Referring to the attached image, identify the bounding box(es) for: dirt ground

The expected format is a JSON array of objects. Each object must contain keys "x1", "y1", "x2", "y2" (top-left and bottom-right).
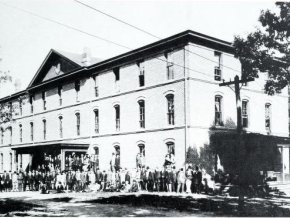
[{"x1": 1, "y1": 191, "x2": 290, "y2": 217}]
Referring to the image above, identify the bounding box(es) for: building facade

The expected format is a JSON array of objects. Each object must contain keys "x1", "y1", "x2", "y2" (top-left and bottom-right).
[{"x1": 0, "y1": 30, "x2": 288, "y2": 174}]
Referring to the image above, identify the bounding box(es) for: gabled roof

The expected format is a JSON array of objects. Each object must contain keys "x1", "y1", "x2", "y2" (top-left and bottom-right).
[{"x1": 28, "y1": 49, "x2": 101, "y2": 88}]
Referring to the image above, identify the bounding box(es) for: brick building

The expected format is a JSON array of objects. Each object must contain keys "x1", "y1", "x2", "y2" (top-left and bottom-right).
[{"x1": 0, "y1": 30, "x2": 288, "y2": 174}]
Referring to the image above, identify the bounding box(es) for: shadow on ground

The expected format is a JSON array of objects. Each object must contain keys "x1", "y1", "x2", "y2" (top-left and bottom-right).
[
  {"x1": 0, "y1": 198, "x2": 41, "y2": 214},
  {"x1": 84, "y1": 194, "x2": 290, "y2": 217}
]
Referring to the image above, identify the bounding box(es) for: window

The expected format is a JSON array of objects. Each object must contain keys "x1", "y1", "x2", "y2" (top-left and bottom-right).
[
  {"x1": 1, "y1": 129, "x2": 3, "y2": 144},
  {"x1": 166, "y1": 52, "x2": 174, "y2": 80},
  {"x1": 30, "y1": 122, "x2": 34, "y2": 141},
  {"x1": 94, "y1": 109, "x2": 99, "y2": 134},
  {"x1": 138, "y1": 61, "x2": 145, "y2": 87},
  {"x1": 265, "y1": 103, "x2": 271, "y2": 133},
  {"x1": 214, "y1": 51, "x2": 222, "y2": 81},
  {"x1": 138, "y1": 144, "x2": 145, "y2": 156},
  {"x1": 58, "y1": 86, "x2": 63, "y2": 106},
  {"x1": 138, "y1": 100, "x2": 145, "y2": 128},
  {"x1": 114, "y1": 105, "x2": 120, "y2": 131},
  {"x1": 166, "y1": 142, "x2": 175, "y2": 155},
  {"x1": 0, "y1": 153, "x2": 3, "y2": 172},
  {"x1": 93, "y1": 146, "x2": 100, "y2": 168},
  {"x1": 42, "y1": 91, "x2": 46, "y2": 110},
  {"x1": 113, "y1": 68, "x2": 120, "y2": 92},
  {"x1": 215, "y1": 95, "x2": 223, "y2": 126},
  {"x1": 93, "y1": 75, "x2": 99, "y2": 97},
  {"x1": 9, "y1": 153, "x2": 12, "y2": 171},
  {"x1": 242, "y1": 100, "x2": 249, "y2": 128},
  {"x1": 9, "y1": 127, "x2": 12, "y2": 144},
  {"x1": 19, "y1": 100, "x2": 22, "y2": 116},
  {"x1": 59, "y1": 116, "x2": 63, "y2": 138},
  {"x1": 75, "y1": 80, "x2": 80, "y2": 102},
  {"x1": 166, "y1": 94, "x2": 175, "y2": 125},
  {"x1": 29, "y1": 94, "x2": 34, "y2": 114},
  {"x1": 43, "y1": 119, "x2": 46, "y2": 140},
  {"x1": 19, "y1": 124, "x2": 22, "y2": 143},
  {"x1": 76, "y1": 113, "x2": 80, "y2": 136}
]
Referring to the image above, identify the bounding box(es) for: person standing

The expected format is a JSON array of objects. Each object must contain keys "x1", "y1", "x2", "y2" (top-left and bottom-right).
[
  {"x1": 172, "y1": 166, "x2": 177, "y2": 192},
  {"x1": 177, "y1": 168, "x2": 186, "y2": 193},
  {"x1": 154, "y1": 167, "x2": 161, "y2": 192},
  {"x1": 185, "y1": 166, "x2": 193, "y2": 194},
  {"x1": 18, "y1": 170, "x2": 24, "y2": 192},
  {"x1": 110, "y1": 153, "x2": 116, "y2": 172},
  {"x1": 12, "y1": 171, "x2": 18, "y2": 192}
]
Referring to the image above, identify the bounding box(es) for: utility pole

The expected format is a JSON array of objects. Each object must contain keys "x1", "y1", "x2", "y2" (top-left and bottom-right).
[
  {"x1": 219, "y1": 75, "x2": 254, "y2": 133},
  {"x1": 219, "y1": 75, "x2": 254, "y2": 214}
]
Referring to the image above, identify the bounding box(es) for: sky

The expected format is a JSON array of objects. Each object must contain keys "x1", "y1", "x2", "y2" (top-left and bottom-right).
[{"x1": 0, "y1": 0, "x2": 277, "y2": 97}]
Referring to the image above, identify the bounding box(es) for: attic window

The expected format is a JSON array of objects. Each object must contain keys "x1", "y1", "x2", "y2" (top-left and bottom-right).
[{"x1": 55, "y1": 63, "x2": 61, "y2": 74}]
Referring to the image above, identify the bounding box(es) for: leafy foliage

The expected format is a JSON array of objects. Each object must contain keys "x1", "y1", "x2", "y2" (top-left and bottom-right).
[{"x1": 233, "y1": 2, "x2": 290, "y2": 95}]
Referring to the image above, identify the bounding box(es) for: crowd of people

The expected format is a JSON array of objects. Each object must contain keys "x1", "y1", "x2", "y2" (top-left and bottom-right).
[{"x1": 0, "y1": 152, "x2": 224, "y2": 195}]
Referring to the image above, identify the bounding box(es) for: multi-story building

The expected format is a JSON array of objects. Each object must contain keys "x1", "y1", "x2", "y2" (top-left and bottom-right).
[{"x1": 0, "y1": 30, "x2": 288, "y2": 174}]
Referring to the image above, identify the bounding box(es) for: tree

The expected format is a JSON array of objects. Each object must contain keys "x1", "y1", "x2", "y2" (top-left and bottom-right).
[{"x1": 233, "y1": 2, "x2": 290, "y2": 95}]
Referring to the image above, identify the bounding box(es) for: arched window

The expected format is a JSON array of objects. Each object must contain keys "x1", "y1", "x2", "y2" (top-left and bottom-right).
[
  {"x1": 136, "y1": 143, "x2": 145, "y2": 169},
  {"x1": 94, "y1": 109, "x2": 99, "y2": 134},
  {"x1": 215, "y1": 95, "x2": 223, "y2": 126},
  {"x1": 265, "y1": 103, "x2": 271, "y2": 133},
  {"x1": 19, "y1": 124, "x2": 22, "y2": 143},
  {"x1": 166, "y1": 141, "x2": 175, "y2": 155},
  {"x1": 114, "y1": 105, "x2": 120, "y2": 131},
  {"x1": 242, "y1": 100, "x2": 249, "y2": 128},
  {"x1": 75, "y1": 113, "x2": 80, "y2": 136},
  {"x1": 166, "y1": 94, "x2": 174, "y2": 125},
  {"x1": 138, "y1": 100, "x2": 145, "y2": 128},
  {"x1": 30, "y1": 122, "x2": 34, "y2": 141},
  {"x1": 43, "y1": 119, "x2": 46, "y2": 140},
  {"x1": 113, "y1": 144, "x2": 121, "y2": 171},
  {"x1": 93, "y1": 146, "x2": 99, "y2": 169},
  {"x1": 59, "y1": 116, "x2": 63, "y2": 138}
]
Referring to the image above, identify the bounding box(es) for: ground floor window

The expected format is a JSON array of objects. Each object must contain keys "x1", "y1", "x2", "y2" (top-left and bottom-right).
[
  {"x1": 164, "y1": 142, "x2": 175, "y2": 168},
  {"x1": 136, "y1": 144, "x2": 145, "y2": 169}
]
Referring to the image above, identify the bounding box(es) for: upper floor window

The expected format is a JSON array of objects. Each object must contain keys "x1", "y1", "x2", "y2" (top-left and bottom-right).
[
  {"x1": 29, "y1": 94, "x2": 34, "y2": 114},
  {"x1": 75, "y1": 80, "x2": 80, "y2": 102},
  {"x1": 242, "y1": 100, "x2": 249, "y2": 128},
  {"x1": 0, "y1": 153, "x2": 3, "y2": 172},
  {"x1": 30, "y1": 122, "x2": 34, "y2": 141},
  {"x1": 113, "y1": 67, "x2": 120, "y2": 92},
  {"x1": 0, "y1": 129, "x2": 3, "y2": 144},
  {"x1": 138, "y1": 100, "x2": 145, "y2": 128},
  {"x1": 215, "y1": 95, "x2": 223, "y2": 126},
  {"x1": 114, "y1": 105, "x2": 120, "y2": 131},
  {"x1": 19, "y1": 100, "x2": 22, "y2": 116},
  {"x1": 43, "y1": 119, "x2": 47, "y2": 140},
  {"x1": 138, "y1": 61, "x2": 145, "y2": 87},
  {"x1": 265, "y1": 103, "x2": 271, "y2": 133},
  {"x1": 93, "y1": 75, "x2": 99, "y2": 97},
  {"x1": 42, "y1": 91, "x2": 46, "y2": 110},
  {"x1": 19, "y1": 124, "x2": 22, "y2": 143},
  {"x1": 58, "y1": 86, "x2": 63, "y2": 106},
  {"x1": 166, "y1": 94, "x2": 175, "y2": 125},
  {"x1": 214, "y1": 51, "x2": 222, "y2": 81},
  {"x1": 165, "y1": 52, "x2": 174, "y2": 80},
  {"x1": 94, "y1": 109, "x2": 99, "y2": 134},
  {"x1": 76, "y1": 113, "x2": 80, "y2": 136},
  {"x1": 59, "y1": 116, "x2": 63, "y2": 138},
  {"x1": 9, "y1": 127, "x2": 12, "y2": 144}
]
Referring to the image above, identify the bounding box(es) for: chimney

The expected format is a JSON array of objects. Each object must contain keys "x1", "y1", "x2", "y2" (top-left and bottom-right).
[{"x1": 81, "y1": 47, "x2": 91, "y2": 66}]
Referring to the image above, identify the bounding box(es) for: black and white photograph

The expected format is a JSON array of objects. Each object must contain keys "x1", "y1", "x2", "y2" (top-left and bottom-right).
[{"x1": 0, "y1": 0, "x2": 290, "y2": 216}]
